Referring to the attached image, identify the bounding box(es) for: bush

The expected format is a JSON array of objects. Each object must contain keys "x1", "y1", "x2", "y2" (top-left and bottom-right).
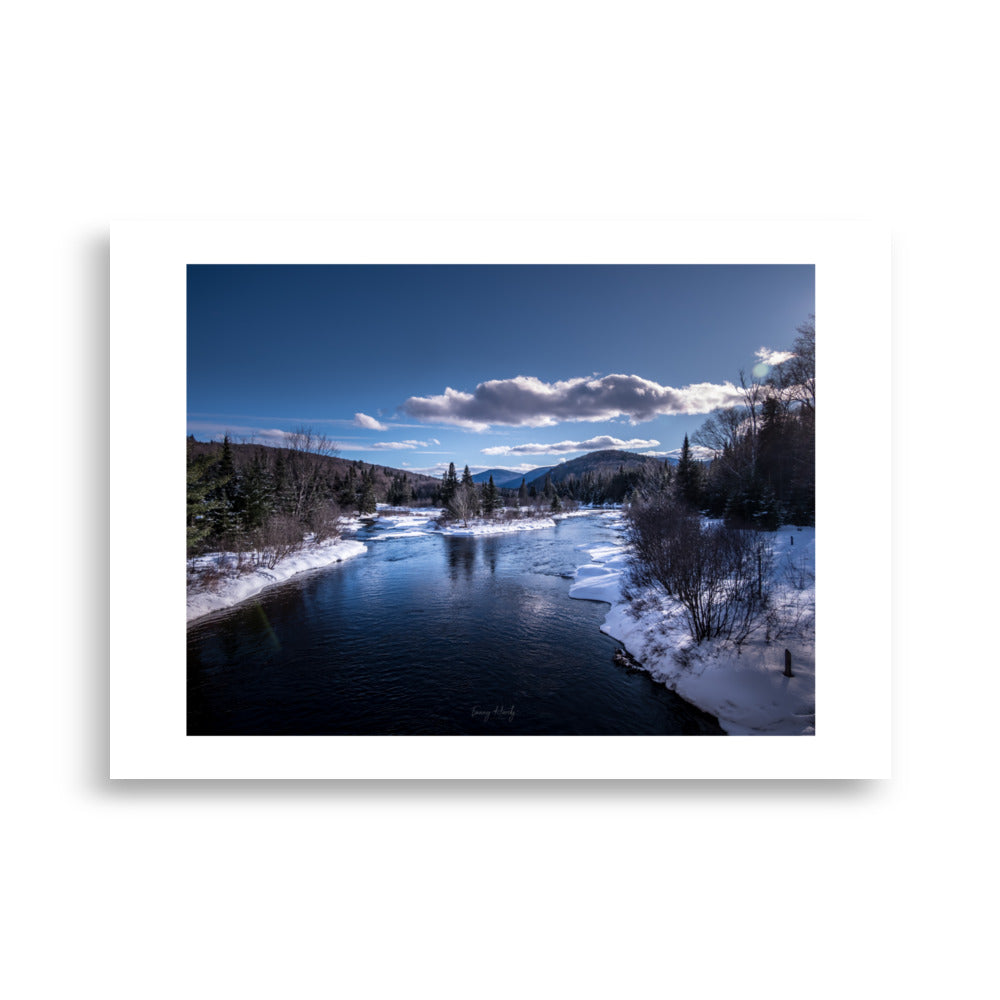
[
  {"x1": 249, "y1": 514, "x2": 303, "y2": 569},
  {"x1": 626, "y1": 493, "x2": 773, "y2": 645},
  {"x1": 306, "y1": 501, "x2": 341, "y2": 543}
]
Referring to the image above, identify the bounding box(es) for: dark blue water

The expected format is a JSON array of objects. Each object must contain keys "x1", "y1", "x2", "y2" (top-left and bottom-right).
[{"x1": 187, "y1": 513, "x2": 724, "y2": 735}]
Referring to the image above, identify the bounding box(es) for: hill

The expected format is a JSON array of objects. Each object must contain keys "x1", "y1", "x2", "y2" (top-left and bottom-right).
[
  {"x1": 530, "y1": 449, "x2": 665, "y2": 487},
  {"x1": 186, "y1": 437, "x2": 440, "y2": 498},
  {"x1": 471, "y1": 466, "x2": 554, "y2": 490},
  {"x1": 470, "y1": 467, "x2": 524, "y2": 487}
]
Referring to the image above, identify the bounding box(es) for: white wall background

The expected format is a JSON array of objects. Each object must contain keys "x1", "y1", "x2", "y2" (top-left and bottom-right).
[{"x1": 5, "y1": 2, "x2": 993, "y2": 997}]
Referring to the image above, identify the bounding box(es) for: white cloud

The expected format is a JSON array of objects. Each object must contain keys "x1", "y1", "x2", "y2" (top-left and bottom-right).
[
  {"x1": 187, "y1": 423, "x2": 328, "y2": 449},
  {"x1": 354, "y1": 412, "x2": 388, "y2": 431},
  {"x1": 404, "y1": 462, "x2": 452, "y2": 478},
  {"x1": 482, "y1": 435, "x2": 660, "y2": 456},
  {"x1": 642, "y1": 444, "x2": 717, "y2": 462},
  {"x1": 755, "y1": 347, "x2": 796, "y2": 367},
  {"x1": 350, "y1": 439, "x2": 434, "y2": 450},
  {"x1": 402, "y1": 374, "x2": 743, "y2": 429}
]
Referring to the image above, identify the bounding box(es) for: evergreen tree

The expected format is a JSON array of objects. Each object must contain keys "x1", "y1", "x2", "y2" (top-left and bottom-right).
[
  {"x1": 675, "y1": 434, "x2": 701, "y2": 508},
  {"x1": 187, "y1": 448, "x2": 224, "y2": 553},
  {"x1": 238, "y1": 450, "x2": 275, "y2": 532},
  {"x1": 518, "y1": 477, "x2": 528, "y2": 505},
  {"x1": 440, "y1": 462, "x2": 458, "y2": 505},
  {"x1": 209, "y1": 433, "x2": 238, "y2": 536},
  {"x1": 482, "y1": 475, "x2": 501, "y2": 516},
  {"x1": 357, "y1": 468, "x2": 377, "y2": 514}
]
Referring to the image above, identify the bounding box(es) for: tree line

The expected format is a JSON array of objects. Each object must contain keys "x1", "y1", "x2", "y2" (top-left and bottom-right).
[
  {"x1": 436, "y1": 463, "x2": 572, "y2": 524},
  {"x1": 691, "y1": 316, "x2": 815, "y2": 528},
  {"x1": 186, "y1": 430, "x2": 438, "y2": 560},
  {"x1": 624, "y1": 317, "x2": 815, "y2": 646}
]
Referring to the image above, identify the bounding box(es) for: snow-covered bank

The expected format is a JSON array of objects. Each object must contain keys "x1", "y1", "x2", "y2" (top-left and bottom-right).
[
  {"x1": 435, "y1": 505, "x2": 611, "y2": 536},
  {"x1": 357, "y1": 508, "x2": 442, "y2": 539},
  {"x1": 569, "y1": 519, "x2": 816, "y2": 735},
  {"x1": 358, "y1": 505, "x2": 561, "y2": 538},
  {"x1": 186, "y1": 504, "x2": 573, "y2": 621},
  {"x1": 437, "y1": 516, "x2": 556, "y2": 536},
  {"x1": 187, "y1": 537, "x2": 367, "y2": 622}
]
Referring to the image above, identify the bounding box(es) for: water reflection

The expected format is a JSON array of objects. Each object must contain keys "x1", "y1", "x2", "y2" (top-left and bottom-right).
[
  {"x1": 446, "y1": 537, "x2": 476, "y2": 580},
  {"x1": 188, "y1": 516, "x2": 725, "y2": 736}
]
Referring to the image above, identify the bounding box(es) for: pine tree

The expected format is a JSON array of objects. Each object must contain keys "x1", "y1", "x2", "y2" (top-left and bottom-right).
[
  {"x1": 440, "y1": 462, "x2": 458, "y2": 505},
  {"x1": 204, "y1": 434, "x2": 237, "y2": 538},
  {"x1": 187, "y1": 449, "x2": 223, "y2": 553},
  {"x1": 238, "y1": 450, "x2": 275, "y2": 532},
  {"x1": 357, "y1": 468, "x2": 377, "y2": 514},
  {"x1": 518, "y1": 477, "x2": 528, "y2": 505},
  {"x1": 675, "y1": 434, "x2": 701, "y2": 508},
  {"x1": 482, "y1": 475, "x2": 501, "y2": 516}
]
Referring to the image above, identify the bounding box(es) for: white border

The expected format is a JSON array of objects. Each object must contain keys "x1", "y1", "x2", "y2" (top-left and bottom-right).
[{"x1": 111, "y1": 221, "x2": 890, "y2": 779}]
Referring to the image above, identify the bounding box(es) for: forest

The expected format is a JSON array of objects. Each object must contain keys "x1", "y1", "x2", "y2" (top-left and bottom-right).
[
  {"x1": 622, "y1": 316, "x2": 815, "y2": 645},
  {"x1": 187, "y1": 315, "x2": 814, "y2": 615},
  {"x1": 186, "y1": 430, "x2": 439, "y2": 560}
]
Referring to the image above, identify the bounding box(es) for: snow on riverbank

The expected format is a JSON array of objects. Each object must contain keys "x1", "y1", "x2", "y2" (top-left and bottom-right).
[
  {"x1": 569, "y1": 518, "x2": 816, "y2": 735},
  {"x1": 363, "y1": 503, "x2": 602, "y2": 537},
  {"x1": 355, "y1": 506, "x2": 561, "y2": 538},
  {"x1": 434, "y1": 505, "x2": 614, "y2": 535},
  {"x1": 186, "y1": 504, "x2": 576, "y2": 621},
  {"x1": 358, "y1": 508, "x2": 442, "y2": 539},
  {"x1": 437, "y1": 516, "x2": 557, "y2": 536},
  {"x1": 187, "y1": 537, "x2": 367, "y2": 622}
]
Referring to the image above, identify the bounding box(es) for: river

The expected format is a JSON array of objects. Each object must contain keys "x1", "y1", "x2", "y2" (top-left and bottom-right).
[{"x1": 187, "y1": 511, "x2": 724, "y2": 735}]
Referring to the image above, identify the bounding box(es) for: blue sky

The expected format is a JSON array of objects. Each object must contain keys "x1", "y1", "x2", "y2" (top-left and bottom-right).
[{"x1": 187, "y1": 264, "x2": 814, "y2": 477}]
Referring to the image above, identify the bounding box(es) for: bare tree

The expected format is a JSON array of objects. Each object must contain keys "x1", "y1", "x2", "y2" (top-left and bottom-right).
[
  {"x1": 284, "y1": 425, "x2": 339, "y2": 458},
  {"x1": 446, "y1": 483, "x2": 479, "y2": 526},
  {"x1": 626, "y1": 492, "x2": 773, "y2": 645},
  {"x1": 250, "y1": 514, "x2": 303, "y2": 570},
  {"x1": 769, "y1": 316, "x2": 815, "y2": 414},
  {"x1": 691, "y1": 406, "x2": 747, "y2": 457}
]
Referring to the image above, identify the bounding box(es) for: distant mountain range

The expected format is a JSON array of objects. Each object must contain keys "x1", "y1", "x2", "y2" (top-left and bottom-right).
[
  {"x1": 189, "y1": 438, "x2": 690, "y2": 496},
  {"x1": 472, "y1": 450, "x2": 674, "y2": 491},
  {"x1": 470, "y1": 467, "x2": 554, "y2": 490}
]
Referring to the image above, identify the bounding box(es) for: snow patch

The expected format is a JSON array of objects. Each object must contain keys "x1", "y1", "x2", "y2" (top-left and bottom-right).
[
  {"x1": 187, "y1": 537, "x2": 367, "y2": 622},
  {"x1": 436, "y1": 517, "x2": 557, "y2": 536},
  {"x1": 569, "y1": 524, "x2": 816, "y2": 736}
]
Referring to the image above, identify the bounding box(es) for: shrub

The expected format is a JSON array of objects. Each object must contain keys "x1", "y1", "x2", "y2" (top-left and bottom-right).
[
  {"x1": 626, "y1": 493, "x2": 773, "y2": 645},
  {"x1": 307, "y1": 501, "x2": 341, "y2": 543},
  {"x1": 249, "y1": 514, "x2": 303, "y2": 569}
]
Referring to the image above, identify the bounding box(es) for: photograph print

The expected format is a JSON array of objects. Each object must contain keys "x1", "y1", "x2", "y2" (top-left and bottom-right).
[{"x1": 186, "y1": 263, "x2": 815, "y2": 736}]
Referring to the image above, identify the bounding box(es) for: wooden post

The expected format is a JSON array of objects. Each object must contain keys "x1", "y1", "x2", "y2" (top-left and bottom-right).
[{"x1": 784, "y1": 649, "x2": 793, "y2": 677}]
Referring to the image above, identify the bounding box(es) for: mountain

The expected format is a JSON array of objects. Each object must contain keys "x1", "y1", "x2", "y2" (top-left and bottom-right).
[
  {"x1": 471, "y1": 466, "x2": 555, "y2": 490},
  {"x1": 470, "y1": 468, "x2": 525, "y2": 487},
  {"x1": 186, "y1": 437, "x2": 440, "y2": 495},
  {"x1": 475, "y1": 451, "x2": 669, "y2": 492},
  {"x1": 531, "y1": 450, "x2": 664, "y2": 486}
]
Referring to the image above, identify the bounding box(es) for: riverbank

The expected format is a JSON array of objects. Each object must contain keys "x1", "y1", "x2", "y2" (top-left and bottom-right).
[
  {"x1": 357, "y1": 504, "x2": 607, "y2": 538},
  {"x1": 569, "y1": 516, "x2": 816, "y2": 735},
  {"x1": 187, "y1": 536, "x2": 367, "y2": 622},
  {"x1": 186, "y1": 505, "x2": 600, "y2": 621}
]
